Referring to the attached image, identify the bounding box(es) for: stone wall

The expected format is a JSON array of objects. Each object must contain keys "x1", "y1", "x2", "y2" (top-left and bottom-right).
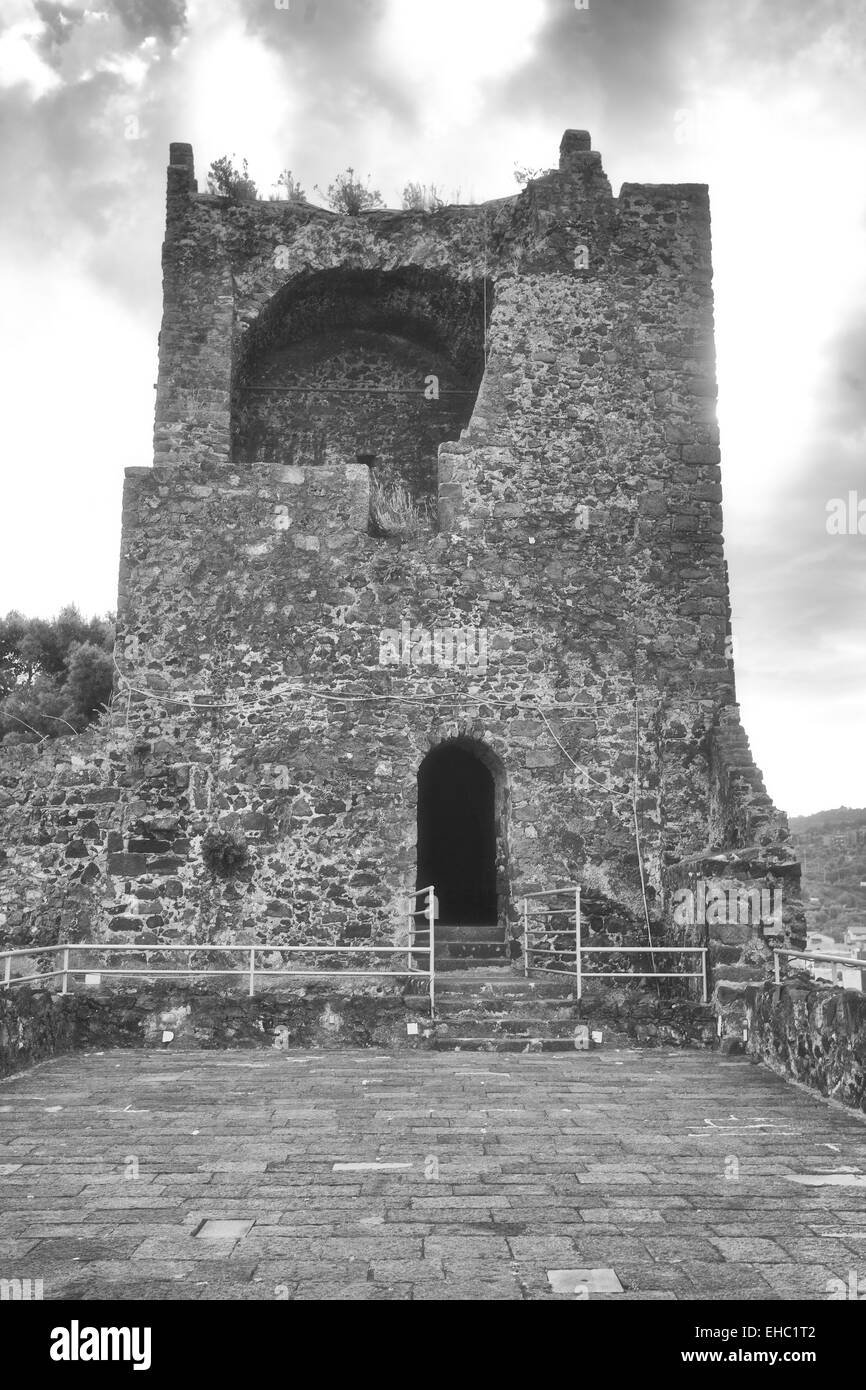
[
  {"x1": 578, "y1": 989, "x2": 716, "y2": 1048},
  {"x1": 716, "y1": 977, "x2": 866, "y2": 1114},
  {"x1": 0, "y1": 987, "x2": 78, "y2": 1077},
  {"x1": 0, "y1": 982, "x2": 427, "y2": 1078},
  {"x1": 0, "y1": 728, "x2": 132, "y2": 949},
  {"x1": 708, "y1": 705, "x2": 790, "y2": 849},
  {"x1": 659, "y1": 703, "x2": 805, "y2": 984}
]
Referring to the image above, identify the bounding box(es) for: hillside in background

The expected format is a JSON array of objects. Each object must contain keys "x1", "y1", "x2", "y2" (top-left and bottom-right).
[{"x1": 789, "y1": 808, "x2": 866, "y2": 941}]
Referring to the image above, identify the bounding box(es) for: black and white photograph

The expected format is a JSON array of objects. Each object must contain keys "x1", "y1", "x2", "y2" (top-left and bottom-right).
[{"x1": 0, "y1": 0, "x2": 864, "y2": 1352}]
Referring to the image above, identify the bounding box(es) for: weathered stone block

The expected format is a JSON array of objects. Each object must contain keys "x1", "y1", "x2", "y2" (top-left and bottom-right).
[{"x1": 107, "y1": 854, "x2": 148, "y2": 876}]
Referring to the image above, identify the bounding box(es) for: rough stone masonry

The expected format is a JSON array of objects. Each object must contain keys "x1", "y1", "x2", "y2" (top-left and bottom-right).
[{"x1": 0, "y1": 131, "x2": 804, "y2": 1001}]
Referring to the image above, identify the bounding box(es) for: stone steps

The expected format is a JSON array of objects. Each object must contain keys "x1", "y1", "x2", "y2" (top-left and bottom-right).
[
  {"x1": 435, "y1": 1016, "x2": 580, "y2": 1038},
  {"x1": 437, "y1": 997, "x2": 572, "y2": 1011},
  {"x1": 432, "y1": 962, "x2": 580, "y2": 1051},
  {"x1": 436, "y1": 969, "x2": 574, "y2": 997},
  {"x1": 436, "y1": 999, "x2": 576, "y2": 1018},
  {"x1": 413, "y1": 923, "x2": 508, "y2": 965},
  {"x1": 436, "y1": 952, "x2": 509, "y2": 970},
  {"x1": 418, "y1": 923, "x2": 506, "y2": 944},
  {"x1": 434, "y1": 1036, "x2": 581, "y2": 1053}
]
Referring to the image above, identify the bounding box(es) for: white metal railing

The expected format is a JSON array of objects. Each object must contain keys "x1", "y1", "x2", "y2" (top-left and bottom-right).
[
  {"x1": 408, "y1": 885, "x2": 436, "y2": 1014},
  {"x1": 0, "y1": 905, "x2": 438, "y2": 1017},
  {"x1": 774, "y1": 947, "x2": 866, "y2": 991},
  {"x1": 520, "y1": 886, "x2": 708, "y2": 1003},
  {"x1": 521, "y1": 887, "x2": 583, "y2": 999}
]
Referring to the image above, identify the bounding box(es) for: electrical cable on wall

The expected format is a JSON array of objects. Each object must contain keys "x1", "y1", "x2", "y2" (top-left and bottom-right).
[
  {"x1": 631, "y1": 694, "x2": 659, "y2": 987},
  {"x1": 111, "y1": 652, "x2": 721, "y2": 718},
  {"x1": 482, "y1": 211, "x2": 489, "y2": 374}
]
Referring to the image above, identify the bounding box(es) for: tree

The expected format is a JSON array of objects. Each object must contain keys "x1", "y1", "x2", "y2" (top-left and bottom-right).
[
  {"x1": 315, "y1": 167, "x2": 384, "y2": 215},
  {"x1": 62, "y1": 643, "x2": 113, "y2": 720},
  {"x1": 0, "y1": 608, "x2": 115, "y2": 743},
  {"x1": 1, "y1": 674, "x2": 76, "y2": 741},
  {"x1": 0, "y1": 611, "x2": 28, "y2": 697},
  {"x1": 207, "y1": 155, "x2": 259, "y2": 202}
]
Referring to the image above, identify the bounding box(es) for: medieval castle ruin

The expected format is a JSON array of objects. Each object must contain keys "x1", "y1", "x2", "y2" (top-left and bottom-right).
[{"x1": 0, "y1": 131, "x2": 805, "y2": 1039}]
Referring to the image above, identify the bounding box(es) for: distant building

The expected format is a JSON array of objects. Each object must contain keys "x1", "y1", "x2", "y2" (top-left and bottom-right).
[
  {"x1": 803, "y1": 932, "x2": 862, "y2": 986},
  {"x1": 836, "y1": 961, "x2": 866, "y2": 990},
  {"x1": 807, "y1": 932, "x2": 835, "y2": 953}
]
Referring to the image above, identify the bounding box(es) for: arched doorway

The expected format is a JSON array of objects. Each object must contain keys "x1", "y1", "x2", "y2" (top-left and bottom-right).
[{"x1": 416, "y1": 743, "x2": 498, "y2": 926}]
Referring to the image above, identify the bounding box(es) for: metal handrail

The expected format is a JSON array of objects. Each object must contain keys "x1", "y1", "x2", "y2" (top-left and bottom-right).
[
  {"x1": 519, "y1": 888, "x2": 580, "y2": 901},
  {"x1": 519, "y1": 886, "x2": 708, "y2": 1002},
  {"x1": 522, "y1": 886, "x2": 581, "y2": 997},
  {"x1": 0, "y1": 944, "x2": 423, "y2": 955},
  {"x1": 555, "y1": 945, "x2": 709, "y2": 953},
  {"x1": 408, "y1": 885, "x2": 436, "y2": 1014},
  {"x1": 774, "y1": 947, "x2": 866, "y2": 988},
  {"x1": 0, "y1": 920, "x2": 439, "y2": 1017}
]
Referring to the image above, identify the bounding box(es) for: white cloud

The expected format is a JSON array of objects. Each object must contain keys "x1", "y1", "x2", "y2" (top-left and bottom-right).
[
  {"x1": 0, "y1": 22, "x2": 62, "y2": 95},
  {"x1": 0, "y1": 263, "x2": 153, "y2": 617},
  {"x1": 184, "y1": 17, "x2": 297, "y2": 188},
  {"x1": 380, "y1": 0, "x2": 547, "y2": 129}
]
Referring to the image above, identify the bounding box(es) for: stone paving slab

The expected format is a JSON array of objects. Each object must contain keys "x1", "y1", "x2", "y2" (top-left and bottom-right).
[{"x1": 1, "y1": 1046, "x2": 866, "y2": 1300}]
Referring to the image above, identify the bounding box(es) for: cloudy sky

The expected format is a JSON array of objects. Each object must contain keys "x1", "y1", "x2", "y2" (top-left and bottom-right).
[{"x1": 0, "y1": 0, "x2": 863, "y2": 815}]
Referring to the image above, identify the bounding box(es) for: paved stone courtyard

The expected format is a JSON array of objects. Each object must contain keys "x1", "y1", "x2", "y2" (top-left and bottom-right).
[{"x1": 2, "y1": 1045, "x2": 866, "y2": 1301}]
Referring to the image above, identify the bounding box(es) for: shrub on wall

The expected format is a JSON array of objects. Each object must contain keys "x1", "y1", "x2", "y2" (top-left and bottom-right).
[
  {"x1": 207, "y1": 155, "x2": 259, "y2": 202},
  {"x1": 201, "y1": 827, "x2": 249, "y2": 878},
  {"x1": 401, "y1": 182, "x2": 445, "y2": 212},
  {"x1": 271, "y1": 169, "x2": 307, "y2": 202},
  {"x1": 369, "y1": 479, "x2": 431, "y2": 538},
  {"x1": 315, "y1": 167, "x2": 384, "y2": 215}
]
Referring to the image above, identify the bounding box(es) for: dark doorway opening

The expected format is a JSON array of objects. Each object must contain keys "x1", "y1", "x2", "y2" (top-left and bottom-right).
[{"x1": 416, "y1": 744, "x2": 497, "y2": 926}]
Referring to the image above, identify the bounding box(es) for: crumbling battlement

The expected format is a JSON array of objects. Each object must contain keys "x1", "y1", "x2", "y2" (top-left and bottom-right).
[{"x1": 154, "y1": 132, "x2": 714, "y2": 474}]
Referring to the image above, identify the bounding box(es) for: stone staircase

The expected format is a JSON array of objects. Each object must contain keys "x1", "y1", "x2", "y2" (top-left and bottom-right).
[
  {"x1": 433, "y1": 966, "x2": 583, "y2": 1051},
  {"x1": 417, "y1": 921, "x2": 511, "y2": 970},
  {"x1": 414, "y1": 921, "x2": 583, "y2": 1051}
]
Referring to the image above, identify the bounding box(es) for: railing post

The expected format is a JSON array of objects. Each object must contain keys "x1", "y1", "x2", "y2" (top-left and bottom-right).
[
  {"x1": 701, "y1": 948, "x2": 708, "y2": 1004},
  {"x1": 249, "y1": 947, "x2": 256, "y2": 997},
  {"x1": 522, "y1": 898, "x2": 528, "y2": 978},
  {"x1": 407, "y1": 896, "x2": 414, "y2": 974},
  {"x1": 61, "y1": 947, "x2": 70, "y2": 996},
  {"x1": 774, "y1": 950, "x2": 781, "y2": 985},
  {"x1": 575, "y1": 890, "x2": 582, "y2": 1001},
  {"x1": 428, "y1": 887, "x2": 436, "y2": 1018},
  {"x1": 2, "y1": 953, "x2": 10, "y2": 990}
]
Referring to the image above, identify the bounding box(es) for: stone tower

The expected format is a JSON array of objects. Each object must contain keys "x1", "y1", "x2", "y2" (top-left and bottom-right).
[{"x1": 0, "y1": 133, "x2": 804, "y2": 996}]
